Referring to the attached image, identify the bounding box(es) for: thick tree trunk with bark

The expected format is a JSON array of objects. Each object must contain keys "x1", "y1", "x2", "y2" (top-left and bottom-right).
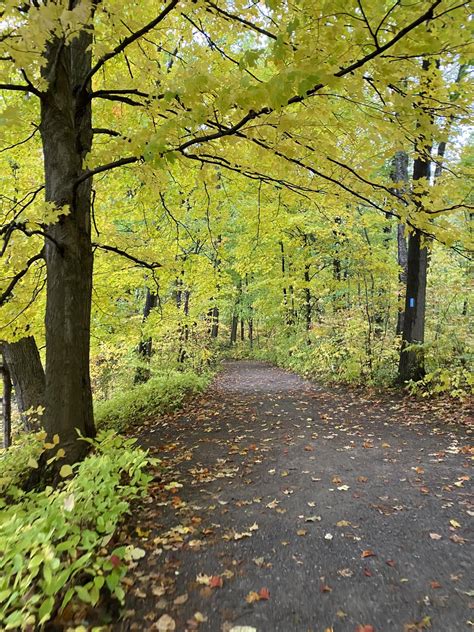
[
  {"x1": 39, "y1": 24, "x2": 95, "y2": 463},
  {"x1": 398, "y1": 229, "x2": 428, "y2": 381},
  {"x1": 398, "y1": 148, "x2": 430, "y2": 382},
  {"x1": 396, "y1": 224, "x2": 408, "y2": 335},
  {"x1": 0, "y1": 337, "x2": 45, "y2": 429},
  {"x1": 389, "y1": 151, "x2": 409, "y2": 335},
  {"x1": 1, "y1": 357, "x2": 12, "y2": 449}
]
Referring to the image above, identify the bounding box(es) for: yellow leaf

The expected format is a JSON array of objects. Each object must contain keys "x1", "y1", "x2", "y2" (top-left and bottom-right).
[
  {"x1": 59, "y1": 464, "x2": 73, "y2": 478},
  {"x1": 27, "y1": 457, "x2": 38, "y2": 469}
]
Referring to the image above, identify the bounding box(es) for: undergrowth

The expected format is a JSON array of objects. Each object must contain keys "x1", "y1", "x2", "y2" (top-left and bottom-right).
[
  {"x1": 0, "y1": 432, "x2": 153, "y2": 630},
  {"x1": 95, "y1": 369, "x2": 212, "y2": 431}
]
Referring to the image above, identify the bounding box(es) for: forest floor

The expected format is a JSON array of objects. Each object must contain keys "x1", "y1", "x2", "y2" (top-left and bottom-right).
[{"x1": 114, "y1": 361, "x2": 473, "y2": 632}]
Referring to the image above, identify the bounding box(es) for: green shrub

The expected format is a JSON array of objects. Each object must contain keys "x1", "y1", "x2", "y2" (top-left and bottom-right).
[
  {"x1": 95, "y1": 370, "x2": 211, "y2": 431},
  {"x1": 0, "y1": 431, "x2": 153, "y2": 630},
  {"x1": 0, "y1": 433, "x2": 45, "y2": 498}
]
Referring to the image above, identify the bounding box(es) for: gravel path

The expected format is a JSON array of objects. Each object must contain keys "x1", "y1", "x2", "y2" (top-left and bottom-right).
[{"x1": 117, "y1": 361, "x2": 473, "y2": 632}]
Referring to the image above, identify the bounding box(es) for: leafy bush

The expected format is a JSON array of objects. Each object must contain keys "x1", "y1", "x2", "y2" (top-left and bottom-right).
[
  {"x1": 253, "y1": 311, "x2": 399, "y2": 387},
  {"x1": 95, "y1": 370, "x2": 211, "y2": 431},
  {"x1": 0, "y1": 433, "x2": 44, "y2": 497},
  {"x1": 406, "y1": 366, "x2": 473, "y2": 399},
  {"x1": 0, "y1": 431, "x2": 153, "y2": 630}
]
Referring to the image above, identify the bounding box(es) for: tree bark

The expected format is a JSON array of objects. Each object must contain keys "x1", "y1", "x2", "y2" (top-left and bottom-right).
[
  {"x1": 230, "y1": 314, "x2": 238, "y2": 344},
  {"x1": 210, "y1": 306, "x2": 219, "y2": 338},
  {"x1": 398, "y1": 229, "x2": 428, "y2": 381},
  {"x1": 0, "y1": 337, "x2": 45, "y2": 430},
  {"x1": 396, "y1": 224, "x2": 408, "y2": 335},
  {"x1": 40, "y1": 18, "x2": 96, "y2": 463},
  {"x1": 389, "y1": 151, "x2": 409, "y2": 335},
  {"x1": 398, "y1": 59, "x2": 432, "y2": 383},
  {"x1": 135, "y1": 289, "x2": 157, "y2": 383},
  {"x1": 1, "y1": 357, "x2": 12, "y2": 449}
]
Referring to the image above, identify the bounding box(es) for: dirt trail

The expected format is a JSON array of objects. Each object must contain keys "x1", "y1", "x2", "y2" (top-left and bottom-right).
[{"x1": 117, "y1": 361, "x2": 472, "y2": 632}]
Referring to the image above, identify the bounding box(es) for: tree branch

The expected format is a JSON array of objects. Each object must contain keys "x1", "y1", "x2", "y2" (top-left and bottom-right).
[
  {"x1": 80, "y1": 0, "x2": 180, "y2": 89},
  {"x1": 93, "y1": 243, "x2": 162, "y2": 269},
  {"x1": 174, "y1": 0, "x2": 444, "y2": 155},
  {"x1": 0, "y1": 251, "x2": 44, "y2": 306},
  {"x1": 74, "y1": 156, "x2": 141, "y2": 188},
  {"x1": 0, "y1": 125, "x2": 39, "y2": 154}
]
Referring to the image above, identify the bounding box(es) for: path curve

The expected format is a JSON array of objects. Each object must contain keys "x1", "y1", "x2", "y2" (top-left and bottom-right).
[{"x1": 119, "y1": 361, "x2": 472, "y2": 632}]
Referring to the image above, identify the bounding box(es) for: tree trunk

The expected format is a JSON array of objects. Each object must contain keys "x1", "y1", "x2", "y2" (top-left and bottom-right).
[
  {"x1": 40, "y1": 21, "x2": 95, "y2": 463},
  {"x1": 389, "y1": 151, "x2": 409, "y2": 336},
  {"x1": 1, "y1": 357, "x2": 12, "y2": 449},
  {"x1": 398, "y1": 229, "x2": 428, "y2": 381},
  {"x1": 240, "y1": 319, "x2": 245, "y2": 341},
  {"x1": 396, "y1": 224, "x2": 408, "y2": 335},
  {"x1": 0, "y1": 337, "x2": 45, "y2": 430},
  {"x1": 398, "y1": 59, "x2": 432, "y2": 383},
  {"x1": 178, "y1": 290, "x2": 190, "y2": 364},
  {"x1": 304, "y1": 263, "x2": 312, "y2": 331},
  {"x1": 230, "y1": 314, "x2": 238, "y2": 344},
  {"x1": 135, "y1": 289, "x2": 157, "y2": 383},
  {"x1": 210, "y1": 306, "x2": 219, "y2": 338}
]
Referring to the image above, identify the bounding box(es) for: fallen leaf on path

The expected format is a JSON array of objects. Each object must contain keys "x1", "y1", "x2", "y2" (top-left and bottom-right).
[
  {"x1": 258, "y1": 587, "x2": 270, "y2": 600},
  {"x1": 430, "y1": 581, "x2": 441, "y2": 589},
  {"x1": 336, "y1": 520, "x2": 351, "y2": 527},
  {"x1": 229, "y1": 627, "x2": 257, "y2": 632},
  {"x1": 245, "y1": 591, "x2": 260, "y2": 603},
  {"x1": 356, "y1": 626, "x2": 375, "y2": 632},
  {"x1": 324, "y1": 533, "x2": 333, "y2": 540},
  {"x1": 266, "y1": 499, "x2": 279, "y2": 509},
  {"x1": 429, "y1": 533, "x2": 442, "y2": 540},
  {"x1": 193, "y1": 612, "x2": 207, "y2": 623},
  {"x1": 209, "y1": 576, "x2": 223, "y2": 588},
  {"x1": 297, "y1": 529, "x2": 307, "y2": 536},
  {"x1": 156, "y1": 614, "x2": 176, "y2": 632},
  {"x1": 403, "y1": 616, "x2": 431, "y2": 631},
  {"x1": 450, "y1": 534, "x2": 466, "y2": 544},
  {"x1": 363, "y1": 567, "x2": 373, "y2": 577},
  {"x1": 361, "y1": 550, "x2": 376, "y2": 558},
  {"x1": 173, "y1": 593, "x2": 188, "y2": 605},
  {"x1": 449, "y1": 519, "x2": 461, "y2": 529},
  {"x1": 320, "y1": 584, "x2": 332, "y2": 593}
]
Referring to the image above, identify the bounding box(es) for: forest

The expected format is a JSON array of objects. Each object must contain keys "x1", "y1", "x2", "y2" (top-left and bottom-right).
[{"x1": 0, "y1": 1, "x2": 472, "y2": 630}]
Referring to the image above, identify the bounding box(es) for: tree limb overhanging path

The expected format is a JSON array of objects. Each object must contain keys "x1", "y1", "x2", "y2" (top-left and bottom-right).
[{"x1": 118, "y1": 362, "x2": 472, "y2": 632}]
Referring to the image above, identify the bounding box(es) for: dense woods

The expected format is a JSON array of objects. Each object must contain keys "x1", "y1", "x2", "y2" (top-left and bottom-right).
[{"x1": 0, "y1": 0, "x2": 472, "y2": 629}]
